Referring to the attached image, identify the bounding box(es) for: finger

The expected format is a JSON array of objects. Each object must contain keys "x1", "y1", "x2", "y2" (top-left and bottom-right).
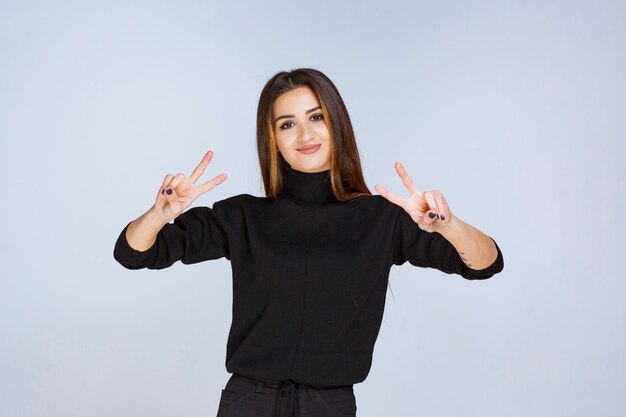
[
  {"x1": 434, "y1": 191, "x2": 447, "y2": 221},
  {"x1": 158, "y1": 174, "x2": 174, "y2": 196},
  {"x1": 169, "y1": 173, "x2": 186, "y2": 190},
  {"x1": 423, "y1": 191, "x2": 440, "y2": 224},
  {"x1": 429, "y1": 190, "x2": 445, "y2": 220},
  {"x1": 189, "y1": 150, "x2": 213, "y2": 183},
  {"x1": 441, "y1": 196, "x2": 452, "y2": 217},
  {"x1": 163, "y1": 184, "x2": 179, "y2": 203},
  {"x1": 374, "y1": 183, "x2": 407, "y2": 208},
  {"x1": 394, "y1": 162, "x2": 420, "y2": 196},
  {"x1": 196, "y1": 173, "x2": 228, "y2": 196},
  {"x1": 441, "y1": 196, "x2": 451, "y2": 222}
]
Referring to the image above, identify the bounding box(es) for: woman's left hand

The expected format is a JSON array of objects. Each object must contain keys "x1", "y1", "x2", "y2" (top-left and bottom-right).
[{"x1": 375, "y1": 162, "x2": 452, "y2": 233}]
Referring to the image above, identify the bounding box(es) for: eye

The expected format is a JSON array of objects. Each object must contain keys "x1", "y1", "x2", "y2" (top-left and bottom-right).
[
  {"x1": 279, "y1": 121, "x2": 294, "y2": 130},
  {"x1": 310, "y1": 113, "x2": 324, "y2": 121}
]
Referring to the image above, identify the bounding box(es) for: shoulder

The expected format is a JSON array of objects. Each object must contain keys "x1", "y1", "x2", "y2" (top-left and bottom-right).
[
  {"x1": 345, "y1": 193, "x2": 400, "y2": 213},
  {"x1": 338, "y1": 194, "x2": 404, "y2": 227},
  {"x1": 180, "y1": 194, "x2": 269, "y2": 229},
  {"x1": 180, "y1": 194, "x2": 269, "y2": 218},
  {"x1": 214, "y1": 193, "x2": 270, "y2": 207},
  {"x1": 210, "y1": 193, "x2": 274, "y2": 217}
]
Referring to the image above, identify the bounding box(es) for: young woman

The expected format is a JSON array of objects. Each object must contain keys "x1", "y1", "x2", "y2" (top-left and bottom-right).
[{"x1": 114, "y1": 68, "x2": 504, "y2": 417}]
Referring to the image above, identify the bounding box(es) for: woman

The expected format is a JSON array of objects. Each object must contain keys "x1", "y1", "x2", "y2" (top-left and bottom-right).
[{"x1": 114, "y1": 68, "x2": 504, "y2": 417}]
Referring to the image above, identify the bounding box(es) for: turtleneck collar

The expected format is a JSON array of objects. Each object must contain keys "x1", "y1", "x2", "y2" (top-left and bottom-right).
[{"x1": 281, "y1": 164, "x2": 336, "y2": 204}]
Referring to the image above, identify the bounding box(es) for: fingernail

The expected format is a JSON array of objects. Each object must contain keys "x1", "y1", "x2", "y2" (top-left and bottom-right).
[
  {"x1": 166, "y1": 188, "x2": 172, "y2": 195},
  {"x1": 161, "y1": 189, "x2": 165, "y2": 195},
  {"x1": 441, "y1": 214, "x2": 445, "y2": 220},
  {"x1": 428, "y1": 212, "x2": 436, "y2": 219}
]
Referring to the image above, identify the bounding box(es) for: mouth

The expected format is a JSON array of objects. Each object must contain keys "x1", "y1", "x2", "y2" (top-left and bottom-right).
[{"x1": 297, "y1": 144, "x2": 321, "y2": 154}]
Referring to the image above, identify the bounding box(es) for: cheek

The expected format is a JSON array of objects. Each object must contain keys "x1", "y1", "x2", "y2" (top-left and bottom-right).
[
  {"x1": 314, "y1": 124, "x2": 331, "y2": 140},
  {"x1": 275, "y1": 132, "x2": 293, "y2": 153}
]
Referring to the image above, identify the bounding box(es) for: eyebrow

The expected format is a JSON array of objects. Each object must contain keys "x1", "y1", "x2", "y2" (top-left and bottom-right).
[{"x1": 274, "y1": 106, "x2": 321, "y2": 124}]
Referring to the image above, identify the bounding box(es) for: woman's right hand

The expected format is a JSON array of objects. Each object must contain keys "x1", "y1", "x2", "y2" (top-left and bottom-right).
[{"x1": 154, "y1": 150, "x2": 227, "y2": 222}]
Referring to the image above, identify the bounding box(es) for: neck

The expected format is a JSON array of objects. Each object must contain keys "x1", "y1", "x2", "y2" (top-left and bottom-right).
[{"x1": 281, "y1": 164, "x2": 335, "y2": 204}]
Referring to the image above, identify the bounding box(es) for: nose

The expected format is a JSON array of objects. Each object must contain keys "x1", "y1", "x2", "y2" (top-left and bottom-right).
[{"x1": 297, "y1": 122, "x2": 315, "y2": 144}]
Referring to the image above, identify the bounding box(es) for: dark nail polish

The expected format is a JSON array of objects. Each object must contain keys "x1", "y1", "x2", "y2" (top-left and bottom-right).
[
  {"x1": 166, "y1": 188, "x2": 172, "y2": 195},
  {"x1": 161, "y1": 189, "x2": 165, "y2": 195},
  {"x1": 428, "y1": 212, "x2": 436, "y2": 219},
  {"x1": 441, "y1": 214, "x2": 445, "y2": 220}
]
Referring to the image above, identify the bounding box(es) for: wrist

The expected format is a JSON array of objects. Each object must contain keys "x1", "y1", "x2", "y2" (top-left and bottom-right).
[
  {"x1": 437, "y1": 211, "x2": 459, "y2": 237},
  {"x1": 148, "y1": 204, "x2": 172, "y2": 227}
]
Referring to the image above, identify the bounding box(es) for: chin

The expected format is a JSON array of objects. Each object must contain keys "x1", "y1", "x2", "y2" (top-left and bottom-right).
[
  {"x1": 290, "y1": 159, "x2": 330, "y2": 173},
  {"x1": 287, "y1": 155, "x2": 330, "y2": 172}
]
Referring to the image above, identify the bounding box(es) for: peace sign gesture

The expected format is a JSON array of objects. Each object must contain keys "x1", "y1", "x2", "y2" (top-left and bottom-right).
[
  {"x1": 374, "y1": 162, "x2": 452, "y2": 233},
  {"x1": 155, "y1": 150, "x2": 227, "y2": 221}
]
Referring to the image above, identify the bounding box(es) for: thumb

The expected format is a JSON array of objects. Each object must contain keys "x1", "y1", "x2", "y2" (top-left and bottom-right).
[
  {"x1": 163, "y1": 187, "x2": 183, "y2": 217},
  {"x1": 422, "y1": 210, "x2": 440, "y2": 227}
]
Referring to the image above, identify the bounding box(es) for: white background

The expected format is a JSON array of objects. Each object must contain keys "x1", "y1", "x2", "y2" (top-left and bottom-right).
[{"x1": 1, "y1": 1, "x2": 624, "y2": 416}]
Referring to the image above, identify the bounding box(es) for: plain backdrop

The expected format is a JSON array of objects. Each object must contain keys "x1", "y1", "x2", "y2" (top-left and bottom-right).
[{"x1": 1, "y1": 1, "x2": 625, "y2": 416}]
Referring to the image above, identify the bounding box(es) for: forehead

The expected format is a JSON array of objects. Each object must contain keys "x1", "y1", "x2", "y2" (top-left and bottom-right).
[{"x1": 273, "y1": 86, "x2": 320, "y2": 114}]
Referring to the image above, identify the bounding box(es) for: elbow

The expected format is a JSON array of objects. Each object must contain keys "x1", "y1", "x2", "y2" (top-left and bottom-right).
[
  {"x1": 444, "y1": 235, "x2": 505, "y2": 280},
  {"x1": 113, "y1": 228, "x2": 151, "y2": 270},
  {"x1": 462, "y1": 248, "x2": 504, "y2": 280},
  {"x1": 113, "y1": 246, "x2": 143, "y2": 270},
  {"x1": 464, "y1": 268, "x2": 502, "y2": 280}
]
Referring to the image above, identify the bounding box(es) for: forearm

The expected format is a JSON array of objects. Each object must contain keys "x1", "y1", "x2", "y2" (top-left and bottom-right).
[
  {"x1": 437, "y1": 213, "x2": 498, "y2": 270},
  {"x1": 125, "y1": 205, "x2": 171, "y2": 252}
]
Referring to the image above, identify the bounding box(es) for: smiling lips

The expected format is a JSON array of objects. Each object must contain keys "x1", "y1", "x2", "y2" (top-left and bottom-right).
[{"x1": 297, "y1": 144, "x2": 321, "y2": 154}]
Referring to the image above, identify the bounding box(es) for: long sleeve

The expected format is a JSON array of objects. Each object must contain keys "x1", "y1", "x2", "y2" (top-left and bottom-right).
[
  {"x1": 391, "y1": 207, "x2": 504, "y2": 280},
  {"x1": 113, "y1": 202, "x2": 230, "y2": 270}
]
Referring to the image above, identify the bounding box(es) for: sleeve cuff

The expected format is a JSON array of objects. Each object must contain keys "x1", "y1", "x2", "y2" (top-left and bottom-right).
[
  {"x1": 113, "y1": 221, "x2": 159, "y2": 269},
  {"x1": 461, "y1": 237, "x2": 504, "y2": 279}
]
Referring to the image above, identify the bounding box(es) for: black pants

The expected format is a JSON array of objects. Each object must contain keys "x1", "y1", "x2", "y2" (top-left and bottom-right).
[{"x1": 215, "y1": 373, "x2": 357, "y2": 417}]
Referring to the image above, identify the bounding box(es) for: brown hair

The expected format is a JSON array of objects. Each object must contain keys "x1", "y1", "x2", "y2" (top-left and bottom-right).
[{"x1": 256, "y1": 68, "x2": 371, "y2": 201}]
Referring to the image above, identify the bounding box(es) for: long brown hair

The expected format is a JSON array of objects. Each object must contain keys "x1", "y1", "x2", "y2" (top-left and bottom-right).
[{"x1": 256, "y1": 68, "x2": 371, "y2": 201}]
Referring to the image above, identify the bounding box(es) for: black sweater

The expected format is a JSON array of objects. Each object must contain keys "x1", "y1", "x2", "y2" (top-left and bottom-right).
[{"x1": 113, "y1": 165, "x2": 504, "y2": 386}]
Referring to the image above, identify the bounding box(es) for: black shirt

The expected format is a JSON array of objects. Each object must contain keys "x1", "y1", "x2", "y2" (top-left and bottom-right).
[{"x1": 113, "y1": 165, "x2": 504, "y2": 386}]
